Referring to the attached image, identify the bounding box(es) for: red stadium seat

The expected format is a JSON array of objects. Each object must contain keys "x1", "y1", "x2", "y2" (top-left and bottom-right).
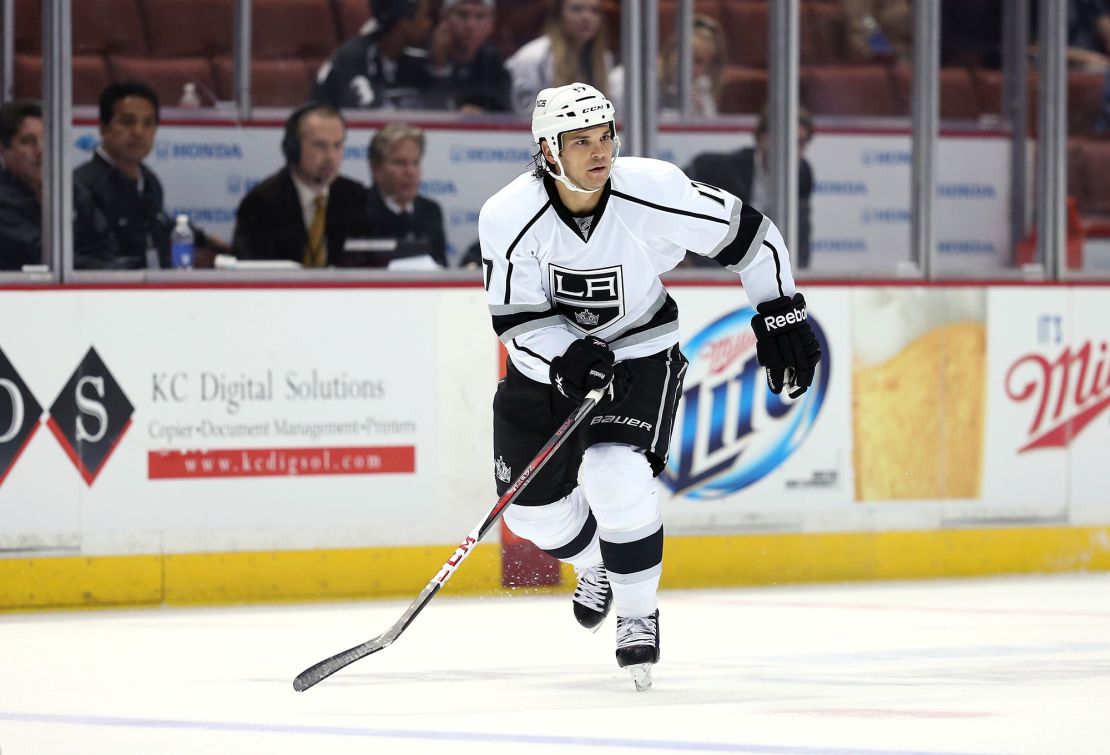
[
  {"x1": 13, "y1": 0, "x2": 42, "y2": 54},
  {"x1": 801, "y1": 1, "x2": 846, "y2": 65},
  {"x1": 252, "y1": 0, "x2": 340, "y2": 59},
  {"x1": 1073, "y1": 138, "x2": 1110, "y2": 216},
  {"x1": 974, "y1": 69, "x2": 1039, "y2": 133},
  {"x1": 801, "y1": 65, "x2": 902, "y2": 117},
  {"x1": 891, "y1": 67, "x2": 980, "y2": 121},
  {"x1": 107, "y1": 56, "x2": 217, "y2": 107},
  {"x1": 717, "y1": 65, "x2": 768, "y2": 115},
  {"x1": 140, "y1": 0, "x2": 233, "y2": 58},
  {"x1": 1068, "y1": 71, "x2": 1106, "y2": 136},
  {"x1": 14, "y1": 54, "x2": 113, "y2": 105},
  {"x1": 333, "y1": 0, "x2": 373, "y2": 39},
  {"x1": 73, "y1": 0, "x2": 148, "y2": 55},
  {"x1": 719, "y1": 1, "x2": 768, "y2": 67},
  {"x1": 212, "y1": 57, "x2": 315, "y2": 107}
]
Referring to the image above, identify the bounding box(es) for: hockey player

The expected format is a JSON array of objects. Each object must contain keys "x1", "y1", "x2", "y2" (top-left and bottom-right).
[{"x1": 478, "y1": 83, "x2": 820, "y2": 690}]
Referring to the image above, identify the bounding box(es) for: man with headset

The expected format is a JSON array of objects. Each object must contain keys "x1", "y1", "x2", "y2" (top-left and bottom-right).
[{"x1": 232, "y1": 103, "x2": 372, "y2": 266}]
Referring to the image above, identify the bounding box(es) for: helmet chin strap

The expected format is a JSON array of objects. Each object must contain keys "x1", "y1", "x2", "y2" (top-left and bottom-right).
[{"x1": 545, "y1": 135, "x2": 622, "y2": 195}]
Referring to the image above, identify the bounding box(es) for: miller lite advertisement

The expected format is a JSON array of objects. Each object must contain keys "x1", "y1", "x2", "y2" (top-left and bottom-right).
[
  {"x1": 660, "y1": 286, "x2": 854, "y2": 531},
  {"x1": 985, "y1": 288, "x2": 1106, "y2": 514}
]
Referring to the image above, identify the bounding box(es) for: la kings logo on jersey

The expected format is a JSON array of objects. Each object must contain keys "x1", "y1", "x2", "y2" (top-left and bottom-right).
[{"x1": 548, "y1": 264, "x2": 625, "y2": 333}]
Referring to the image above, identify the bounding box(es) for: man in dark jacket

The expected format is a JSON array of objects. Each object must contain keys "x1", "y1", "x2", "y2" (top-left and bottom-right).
[
  {"x1": 233, "y1": 104, "x2": 372, "y2": 267},
  {"x1": 310, "y1": 0, "x2": 436, "y2": 110},
  {"x1": 73, "y1": 81, "x2": 220, "y2": 270},
  {"x1": 365, "y1": 123, "x2": 447, "y2": 268},
  {"x1": 426, "y1": 0, "x2": 511, "y2": 112},
  {"x1": 0, "y1": 100, "x2": 43, "y2": 271},
  {"x1": 686, "y1": 106, "x2": 814, "y2": 269}
]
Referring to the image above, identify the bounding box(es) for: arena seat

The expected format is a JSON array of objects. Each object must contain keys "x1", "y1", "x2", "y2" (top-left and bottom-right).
[
  {"x1": 73, "y1": 0, "x2": 148, "y2": 55},
  {"x1": 1067, "y1": 71, "x2": 1106, "y2": 136},
  {"x1": 252, "y1": 0, "x2": 339, "y2": 60},
  {"x1": 13, "y1": 0, "x2": 41, "y2": 54},
  {"x1": 801, "y1": 1, "x2": 846, "y2": 65},
  {"x1": 717, "y1": 65, "x2": 768, "y2": 115},
  {"x1": 14, "y1": 54, "x2": 113, "y2": 105},
  {"x1": 213, "y1": 57, "x2": 315, "y2": 107},
  {"x1": 333, "y1": 0, "x2": 373, "y2": 39},
  {"x1": 107, "y1": 56, "x2": 217, "y2": 107},
  {"x1": 719, "y1": 1, "x2": 768, "y2": 67},
  {"x1": 974, "y1": 69, "x2": 1039, "y2": 133},
  {"x1": 890, "y1": 67, "x2": 980, "y2": 121},
  {"x1": 801, "y1": 65, "x2": 902, "y2": 117},
  {"x1": 140, "y1": 0, "x2": 233, "y2": 58},
  {"x1": 1072, "y1": 138, "x2": 1110, "y2": 216}
]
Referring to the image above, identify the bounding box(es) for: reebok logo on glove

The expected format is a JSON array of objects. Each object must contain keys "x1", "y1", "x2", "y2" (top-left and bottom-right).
[
  {"x1": 750, "y1": 292, "x2": 822, "y2": 399},
  {"x1": 762, "y1": 306, "x2": 807, "y2": 331}
]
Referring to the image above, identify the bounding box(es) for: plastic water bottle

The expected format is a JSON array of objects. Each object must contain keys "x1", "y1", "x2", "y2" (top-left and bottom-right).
[
  {"x1": 171, "y1": 214, "x2": 194, "y2": 269},
  {"x1": 862, "y1": 14, "x2": 893, "y2": 57},
  {"x1": 179, "y1": 82, "x2": 202, "y2": 108}
]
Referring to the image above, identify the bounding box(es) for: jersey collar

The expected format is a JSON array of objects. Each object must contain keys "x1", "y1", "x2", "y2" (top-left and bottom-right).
[{"x1": 543, "y1": 173, "x2": 612, "y2": 242}]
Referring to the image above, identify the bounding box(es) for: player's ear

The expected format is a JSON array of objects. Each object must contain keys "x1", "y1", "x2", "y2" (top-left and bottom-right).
[{"x1": 540, "y1": 139, "x2": 556, "y2": 166}]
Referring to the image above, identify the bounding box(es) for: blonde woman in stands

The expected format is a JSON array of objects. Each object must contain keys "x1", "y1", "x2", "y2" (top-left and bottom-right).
[
  {"x1": 505, "y1": 0, "x2": 613, "y2": 114},
  {"x1": 609, "y1": 14, "x2": 726, "y2": 118}
]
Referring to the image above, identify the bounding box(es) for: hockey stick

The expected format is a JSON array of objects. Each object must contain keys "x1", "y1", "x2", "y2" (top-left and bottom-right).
[{"x1": 293, "y1": 386, "x2": 606, "y2": 692}]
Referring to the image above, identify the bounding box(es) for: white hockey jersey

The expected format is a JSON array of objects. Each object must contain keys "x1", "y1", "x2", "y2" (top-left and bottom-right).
[{"x1": 479, "y1": 156, "x2": 797, "y2": 383}]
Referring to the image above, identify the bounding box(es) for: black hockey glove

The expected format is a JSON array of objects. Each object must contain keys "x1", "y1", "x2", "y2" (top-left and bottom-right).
[
  {"x1": 550, "y1": 336, "x2": 615, "y2": 401},
  {"x1": 750, "y1": 293, "x2": 821, "y2": 399}
]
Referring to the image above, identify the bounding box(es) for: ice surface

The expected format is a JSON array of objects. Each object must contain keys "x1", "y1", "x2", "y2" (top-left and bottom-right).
[{"x1": 2, "y1": 573, "x2": 1109, "y2": 754}]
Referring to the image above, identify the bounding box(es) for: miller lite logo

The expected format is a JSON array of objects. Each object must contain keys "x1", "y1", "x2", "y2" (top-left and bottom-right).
[
  {"x1": 549, "y1": 264, "x2": 625, "y2": 333},
  {"x1": 661, "y1": 306, "x2": 829, "y2": 498},
  {"x1": 495, "y1": 455, "x2": 512, "y2": 483}
]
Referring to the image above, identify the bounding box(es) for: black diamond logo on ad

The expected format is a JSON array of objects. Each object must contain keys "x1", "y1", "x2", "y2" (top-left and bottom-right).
[
  {"x1": 48, "y1": 347, "x2": 134, "y2": 485},
  {"x1": 0, "y1": 347, "x2": 43, "y2": 486}
]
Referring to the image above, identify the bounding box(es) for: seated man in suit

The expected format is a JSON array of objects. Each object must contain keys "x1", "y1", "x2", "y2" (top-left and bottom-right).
[
  {"x1": 233, "y1": 103, "x2": 371, "y2": 267},
  {"x1": 365, "y1": 123, "x2": 447, "y2": 268},
  {"x1": 686, "y1": 105, "x2": 814, "y2": 270}
]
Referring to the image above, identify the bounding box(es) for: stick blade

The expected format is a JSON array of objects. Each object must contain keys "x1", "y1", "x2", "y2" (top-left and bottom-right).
[{"x1": 293, "y1": 636, "x2": 389, "y2": 692}]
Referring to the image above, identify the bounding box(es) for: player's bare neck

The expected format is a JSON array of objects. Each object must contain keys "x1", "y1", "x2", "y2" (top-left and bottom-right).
[{"x1": 555, "y1": 181, "x2": 602, "y2": 215}]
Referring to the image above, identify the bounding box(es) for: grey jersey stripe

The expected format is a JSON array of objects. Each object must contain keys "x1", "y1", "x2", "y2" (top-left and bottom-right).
[
  {"x1": 498, "y1": 314, "x2": 566, "y2": 343},
  {"x1": 608, "y1": 320, "x2": 679, "y2": 351},
  {"x1": 489, "y1": 301, "x2": 552, "y2": 316},
  {"x1": 724, "y1": 213, "x2": 770, "y2": 273},
  {"x1": 707, "y1": 200, "x2": 742, "y2": 257}
]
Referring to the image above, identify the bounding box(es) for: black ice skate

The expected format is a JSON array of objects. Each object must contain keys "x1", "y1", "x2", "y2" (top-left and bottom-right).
[
  {"x1": 572, "y1": 564, "x2": 613, "y2": 631},
  {"x1": 615, "y1": 610, "x2": 660, "y2": 691}
]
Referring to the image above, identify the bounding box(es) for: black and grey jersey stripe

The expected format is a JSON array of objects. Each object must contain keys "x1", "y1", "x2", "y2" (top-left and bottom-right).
[
  {"x1": 607, "y1": 288, "x2": 679, "y2": 351},
  {"x1": 490, "y1": 301, "x2": 564, "y2": 343}
]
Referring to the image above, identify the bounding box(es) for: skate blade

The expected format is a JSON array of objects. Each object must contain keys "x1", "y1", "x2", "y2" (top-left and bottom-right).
[{"x1": 627, "y1": 663, "x2": 653, "y2": 691}]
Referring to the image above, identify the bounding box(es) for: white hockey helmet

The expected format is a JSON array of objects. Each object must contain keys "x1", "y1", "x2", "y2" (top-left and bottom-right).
[{"x1": 531, "y1": 83, "x2": 620, "y2": 193}]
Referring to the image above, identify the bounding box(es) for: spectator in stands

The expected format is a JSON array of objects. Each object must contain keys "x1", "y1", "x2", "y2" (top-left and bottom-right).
[
  {"x1": 842, "y1": 0, "x2": 912, "y2": 67},
  {"x1": 506, "y1": 0, "x2": 614, "y2": 114},
  {"x1": 72, "y1": 81, "x2": 225, "y2": 270},
  {"x1": 685, "y1": 105, "x2": 815, "y2": 270},
  {"x1": 609, "y1": 14, "x2": 726, "y2": 118},
  {"x1": 941, "y1": 0, "x2": 1003, "y2": 70},
  {"x1": 365, "y1": 124, "x2": 447, "y2": 268},
  {"x1": 0, "y1": 100, "x2": 43, "y2": 271},
  {"x1": 1030, "y1": 0, "x2": 1110, "y2": 71},
  {"x1": 311, "y1": 0, "x2": 436, "y2": 110},
  {"x1": 232, "y1": 103, "x2": 373, "y2": 268},
  {"x1": 426, "y1": 0, "x2": 511, "y2": 112}
]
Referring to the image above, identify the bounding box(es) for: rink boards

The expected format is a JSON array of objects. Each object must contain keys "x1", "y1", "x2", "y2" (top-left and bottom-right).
[{"x1": 1, "y1": 282, "x2": 1109, "y2": 608}]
